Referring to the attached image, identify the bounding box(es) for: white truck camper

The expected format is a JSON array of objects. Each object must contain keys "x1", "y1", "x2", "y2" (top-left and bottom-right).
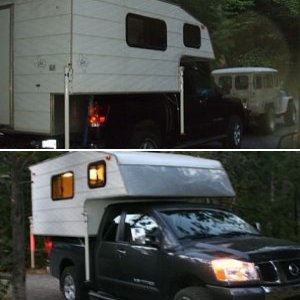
[
  {"x1": 0, "y1": 0, "x2": 214, "y2": 148},
  {"x1": 29, "y1": 151, "x2": 235, "y2": 281}
]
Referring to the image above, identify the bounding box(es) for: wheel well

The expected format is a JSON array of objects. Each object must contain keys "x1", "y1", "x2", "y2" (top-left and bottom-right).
[
  {"x1": 168, "y1": 275, "x2": 205, "y2": 300},
  {"x1": 60, "y1": 258, "x2": 74, "y2": 277}
]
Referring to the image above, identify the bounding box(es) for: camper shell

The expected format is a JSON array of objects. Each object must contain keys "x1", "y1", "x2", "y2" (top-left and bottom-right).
[
  {"x1": 29, "y1": 151, "x2": 235, "y2": 238},
  {"x1": 0, "y1": 0, "x2": 214, "y2": 143},
  {"x1": 212, "y1": 67, "x2": 296, "y2": 133}
]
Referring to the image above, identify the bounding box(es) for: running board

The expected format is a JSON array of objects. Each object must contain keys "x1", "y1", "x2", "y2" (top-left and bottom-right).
[
  {"x1": 89, "y1": 291, "x2": 123, "y2": 300},
  {"x1": 174, "y1": 135, "x2": 226, "y2": 149}
]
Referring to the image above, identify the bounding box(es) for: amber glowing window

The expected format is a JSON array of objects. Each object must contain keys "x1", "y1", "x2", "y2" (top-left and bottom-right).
[
  {"x1": 88, "y1": 161, "x2": 106, "y2": 188},
  {"x1": 51, "y1": 172, "x2": 74, "y2": 200}
]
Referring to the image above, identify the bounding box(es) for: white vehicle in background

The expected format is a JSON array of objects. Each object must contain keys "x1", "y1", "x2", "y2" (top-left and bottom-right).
[{"x1": 212, "y1": 67, "x2": 297, "y2": 133}]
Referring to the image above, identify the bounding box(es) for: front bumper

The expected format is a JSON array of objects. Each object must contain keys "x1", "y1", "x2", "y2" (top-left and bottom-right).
[{"x1": 208, "y1": 282, "x2": 300, "y2": 300}]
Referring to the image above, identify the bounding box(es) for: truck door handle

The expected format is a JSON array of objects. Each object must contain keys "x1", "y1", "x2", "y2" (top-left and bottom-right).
[{"x1": 117, "y1": 249, "x2": 126, "y2": 255}]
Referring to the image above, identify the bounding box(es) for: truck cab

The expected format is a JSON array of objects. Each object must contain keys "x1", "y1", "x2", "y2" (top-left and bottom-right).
[{"x1": 52, "y1": 202, "x2": 300, "y2": 300}]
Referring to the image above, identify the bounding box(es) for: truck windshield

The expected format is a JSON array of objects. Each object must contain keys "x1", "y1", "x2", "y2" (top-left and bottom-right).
[{"x1": 160, "y1": 209, "x2": 259, "y2": 241}]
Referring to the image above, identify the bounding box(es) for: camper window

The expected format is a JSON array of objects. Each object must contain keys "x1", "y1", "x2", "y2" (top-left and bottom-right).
[
  {"x1": 88, "y1": 161, "x2": 106, "y2": 188},
  {"x1": 126, "y1": 13, "x2": 167, "y2": 51},
  {"x1": 235, "y1": 75, "x2": 249, "y2": 90},
  {"x1": 183, "y1": 24, "x2": 201, "y2": 49},
  {"x1": 51, "y1": 172, "x2": 74, "y2": 201}
]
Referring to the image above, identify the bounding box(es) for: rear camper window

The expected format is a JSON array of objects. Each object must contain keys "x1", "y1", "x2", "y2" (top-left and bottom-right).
[
  {"x1": 51, "y1": 172, "x2": 74, "y2": 201},
  {"x1": 183, "y1": 24, "x2": 201, "y2": 49},
  {"x1": 126, "y1": 13, "x2": 167, "y2": 51},
  {"x1": 88, "y1": 161, "x2": 106, "y2": 189}
]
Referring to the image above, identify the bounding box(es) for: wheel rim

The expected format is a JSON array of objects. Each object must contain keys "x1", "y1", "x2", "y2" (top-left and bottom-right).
[
  {"x1": 139, "y1": 138, "x2": 158, "y2": 149},
  {"x1": 233, "y1": 122, "x2": 242, "y2": 146},
  {"x1": 63, "y1": 275, "x2": 76, "y2": 300}
]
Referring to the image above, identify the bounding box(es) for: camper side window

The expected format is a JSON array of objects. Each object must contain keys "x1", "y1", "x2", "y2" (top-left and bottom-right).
[
  {"x1": 183, "y1": 24, "x2": 201, "y2": 49},
  {"x1": 126, "y1": 13, "x2": 167, "y2": 51},
  {"x1": 235, "y1": 76, "x2": 249, "y2": 90},
  {"x1": 88, "y1": 161, "x2": 106, "y2": 188},
  {"x1": 51, "y1": 172, "x2": 74, "y2": 200}
]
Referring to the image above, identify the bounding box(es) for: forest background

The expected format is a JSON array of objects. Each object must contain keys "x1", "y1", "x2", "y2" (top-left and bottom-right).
[{"x1": 173, "y1": 0, "x2": 300, "y2": 97}]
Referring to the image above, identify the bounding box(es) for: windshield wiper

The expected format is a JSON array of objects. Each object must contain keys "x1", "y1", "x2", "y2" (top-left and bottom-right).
[
  {"x1": 179, "y1": 233, "x2": 217, "y2": 241},
  {"x1": 218, "y1": 231, "x2": 261, "y2": 238}
]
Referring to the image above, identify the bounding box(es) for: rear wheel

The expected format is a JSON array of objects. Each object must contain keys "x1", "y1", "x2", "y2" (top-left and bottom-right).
[
  {"x1": 60, "y1": 266, "x2": 86, "y2": 300},
  {"x1": 284, "y1": 101, "x2": 297, "y2": 126},
  {"x1": 128, "y1": 122, "x2": 161, "y2": 149},
  {"x1": 261, "y1": 106, "x2": 275, "y2": 134},
  {"x1": 223, "y1": 115, "x2": 243, "y2": 149},
  {"x1": 174, "y1": 287, "x2": 213, "y2": 300}
]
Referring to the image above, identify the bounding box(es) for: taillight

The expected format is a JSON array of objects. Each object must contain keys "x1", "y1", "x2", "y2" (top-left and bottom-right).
[
  {"x1": 89, "y1": 102, "x2": 109, "y2": 128},
  {"x1": 44, "y1": 237, "x2": 53, "y2": 255}
]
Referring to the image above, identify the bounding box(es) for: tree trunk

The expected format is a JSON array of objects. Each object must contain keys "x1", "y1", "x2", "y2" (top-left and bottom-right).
[{"x1": 10, "y1": 159, "x2": 26, "y2": 300}]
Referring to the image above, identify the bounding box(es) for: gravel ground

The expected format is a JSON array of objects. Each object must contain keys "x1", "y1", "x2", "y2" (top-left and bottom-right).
[{"x1": 26, "y1": 271, "x2": 63, "y2": 300}]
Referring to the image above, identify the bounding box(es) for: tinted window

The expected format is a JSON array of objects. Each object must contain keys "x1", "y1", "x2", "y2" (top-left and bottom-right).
[
  {"x1": 126, "y1": 13, "x2": 167, "y2": 51},
  {"x1": 183, "y1": 24, "x2": 201, "y2": 49},
  {"x1": 160, "y1": 209, "x2": 258, "y2": 240},
  {"x1": 51, "y1": 172, "x2": 74, "y2": 200},
  {"x1": 102, "y1": 214, "x2": 121, "y2": 242},
  {"x1": 219, "y1": 76, "x2": 232, "y2": 90},
  {"x1": 123, "y1": 213, "x2": 159, "y2": 245},
  {"x1": 235, "y1": 76, "x2": 249, "y2": 90},
  {"x1": 255, "y1": 75, "x2": 262, "y2": 89},
  {"x1": 184, "y1": 62, "x2": 212, "y2": 96}
]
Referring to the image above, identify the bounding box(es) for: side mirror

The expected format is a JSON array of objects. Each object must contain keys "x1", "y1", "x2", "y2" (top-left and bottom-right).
[
  {"x1": 131, "y1": 227, "x2": 147, "y2": 245},
  {"x1": 131, "y1": 227, "x2": 161, "y2": 247},
  {"x1": 278, "y1": 132, "x2": 300, "y2": 149},
  {"x1": 253, "y1": 222, "x2": 262, "y2": 233}
]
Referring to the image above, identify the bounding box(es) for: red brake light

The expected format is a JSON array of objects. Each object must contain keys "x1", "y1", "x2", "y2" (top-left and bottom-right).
[
  {"x1": 44, "y1": 238, "x2": 53, "y2": 255},
  {"x1": 89, "y1": 102, "x2": 109, "y2": 127}
]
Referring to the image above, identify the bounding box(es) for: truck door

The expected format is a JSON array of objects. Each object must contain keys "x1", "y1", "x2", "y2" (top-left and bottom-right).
[
  {"x1": 0, "y1": 6, "x2": 12, "y2": 127},
  {"x1": 115, "y1": 211, "x2": 162, "y2": 300},
  {"x1": 95, "y1": 211, "x2": 125, "y2": 294}
]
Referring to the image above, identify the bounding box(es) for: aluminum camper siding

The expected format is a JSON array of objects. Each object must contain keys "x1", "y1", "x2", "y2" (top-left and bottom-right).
[
  {"x1": 30, "y1": 152, "x2": 235, "y2": 237},
  {"x1": 4, "y1": 0, "x2": 72, "y2": 134},
  {"x1": 30, "y1": 152, "x2": 127, "y2": 237},
  {"x1": 71, "y1": 0, "x2": 215, "y2": 93}
]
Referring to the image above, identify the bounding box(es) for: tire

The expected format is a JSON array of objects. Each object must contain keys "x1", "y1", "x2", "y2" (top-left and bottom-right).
[
  {"x1": 284, "y1": 101, "x2": 297, "y2": 126},
  {"x1": 260, "y1": 106, "x2": 275, "y2": 134},
  {"x1": 223, "y1": 115, "x2": 243, "y2": 149},
  {"x1": 174, "y1": 287, "x2": 213, "y2": 300},
  {"x1": 128, "y1": 123, "x2": 161, "y2": 149},
  {"x1": 60, "y1": 266, "x2": 87, "y2": 300}
]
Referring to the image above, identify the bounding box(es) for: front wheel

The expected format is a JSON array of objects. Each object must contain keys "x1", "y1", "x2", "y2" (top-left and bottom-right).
[
  {"x1": 174, "y1": 287, "x2": 213, "y2": 300},
  {"x1": 284, "y1": 101, "x2": 297, "y2": 126},
  {"x1": 223, "y1": 116, "x2": 243, "y2": 149},
  {"x1": 60, "y1": 266, "x2": 86, "y2": 300}
]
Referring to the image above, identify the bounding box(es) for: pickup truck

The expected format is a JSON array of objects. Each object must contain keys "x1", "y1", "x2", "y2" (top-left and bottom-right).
[{"x1": 48, "y1": 202, "x2": 300, "y2": 300}]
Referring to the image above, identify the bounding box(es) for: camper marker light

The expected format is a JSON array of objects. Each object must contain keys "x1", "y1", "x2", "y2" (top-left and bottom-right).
[
  {"x1": 211, "y1": 258, "x2": 259, "y2": 282},
  {"x1": 62, "y1": 172, "x2": 73, "y2": 178}
]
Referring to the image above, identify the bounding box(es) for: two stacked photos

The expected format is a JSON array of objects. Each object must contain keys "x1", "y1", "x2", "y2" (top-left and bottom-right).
[{"x1": 0, "y1": 0, "x2": 299, "y2": 300}]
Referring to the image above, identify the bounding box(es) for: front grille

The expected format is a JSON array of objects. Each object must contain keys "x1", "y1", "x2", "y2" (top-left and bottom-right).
[
  {"x1": 257, "y1": 262, "x2": 278, "y2": 282},
  {"x1": 257, "y1": 258, "x2": 300, "y2": 284}
]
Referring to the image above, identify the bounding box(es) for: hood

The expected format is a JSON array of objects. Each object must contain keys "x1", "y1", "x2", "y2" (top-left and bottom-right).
[{"x1": 182, "y1": 235, "x2": 300, "y2": 262}]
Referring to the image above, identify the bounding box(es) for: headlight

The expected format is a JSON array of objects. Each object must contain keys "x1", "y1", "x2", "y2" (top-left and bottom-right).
[{"x1": 211, "y1": 258, "x2": 260, "y2": 282}]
